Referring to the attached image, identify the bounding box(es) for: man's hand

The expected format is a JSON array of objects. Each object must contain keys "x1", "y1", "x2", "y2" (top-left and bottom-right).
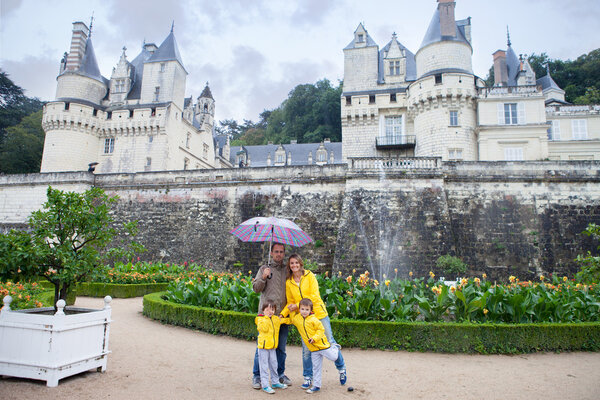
[
  {"x1": 308, "y1": 338, "x2": 315, "y2": 344},
  {"x1": 262, "y1": 267, "x2": 271, "y2": 280},
  {"x1": 288, "y1": 304, "x2": 298, "y2": 312}
]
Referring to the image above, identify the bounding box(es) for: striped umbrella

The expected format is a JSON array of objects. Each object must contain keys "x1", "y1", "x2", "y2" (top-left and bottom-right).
[{"x1": 229, "y1": 216, "x2": 313, "y2": 247}]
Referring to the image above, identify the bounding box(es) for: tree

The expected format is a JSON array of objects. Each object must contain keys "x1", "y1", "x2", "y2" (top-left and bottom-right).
[
  {"x1": 0, "y1": 110, "x2": 45, "y2": 173},
  {"x1": 0, "y1": 70, "x2": 43, "y2": 142},
  {"x1": 0, "y1": 187, "x2": 144, "y2": 310}
]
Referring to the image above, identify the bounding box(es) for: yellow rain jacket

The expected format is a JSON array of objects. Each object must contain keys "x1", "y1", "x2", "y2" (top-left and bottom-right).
[
  {"x1": 255, "y1": 314, "x2": 282, "y2": 350},
  {"x1": 281, "y1": 270, "x2": 328, "y2": 320},
  {"x1": 282, "y1": 313, "x2": 331, "y2": 352}
]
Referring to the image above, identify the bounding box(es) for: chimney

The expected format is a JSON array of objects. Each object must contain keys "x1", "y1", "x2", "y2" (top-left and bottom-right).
[
  {"x1": 324, "y1": 138, "x2": 331, "y2": 143},
  {"x1": 438, "y1": 0, "x2": 456, "y2": 38},
  {"x1": 290, "y1": 139, "x2": 297, "y2": 144},
  {"x1": 493, "y1": 50, "x2": 508, "y2": 86},
  {"x1": 65, "y1": 22, "x2": 89, "y2": 71}
]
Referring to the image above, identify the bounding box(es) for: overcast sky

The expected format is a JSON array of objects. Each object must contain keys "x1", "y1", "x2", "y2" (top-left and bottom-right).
[{"x1": 1, "y1": 0, "x2": 599, "y2": 122}]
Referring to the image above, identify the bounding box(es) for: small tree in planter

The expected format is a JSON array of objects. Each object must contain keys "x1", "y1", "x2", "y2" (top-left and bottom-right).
[{"x1": 0, "y1": 186, "x2": 143, "y2": 309}]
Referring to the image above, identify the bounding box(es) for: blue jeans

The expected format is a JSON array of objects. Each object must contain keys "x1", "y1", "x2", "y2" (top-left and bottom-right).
[
  {"x1": 253, "y1": 324, "x2": 289, "y2": 379},
  {"x1": 302, "y1": 316, "x2": 345, "y2": 378}
]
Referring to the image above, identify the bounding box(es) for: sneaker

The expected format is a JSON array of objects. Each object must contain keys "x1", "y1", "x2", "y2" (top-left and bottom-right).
[
  {"x1": 339, "y1": 369, "x2": 347, "y2": 385},
  {"x1": 272, "y1": 383, "x2": 288, "y2": 389},
  {"x1": 306, "y1": 386, "x2": 321, "y2": 394},
  {"x1": 253, "y1": 376, "x2": 261, "y2": 390},
  {"x1": 279, "y1": 375, "x2": 292, "y2": 385},
  {"x1": 262, "y1": 387, "x2": 275, "y2": 394},
  {"x1": 301, "y1": 376, "x2": 312, "y2": 389}
]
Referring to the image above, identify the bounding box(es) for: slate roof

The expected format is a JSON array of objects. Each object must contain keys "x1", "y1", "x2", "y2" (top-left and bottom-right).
[
  {"x1": 344, "y1": 23, "x2": 378, "y2": 50},
  {"x1": 537, "y1": 69, "x2": 562, "y2": 92},
  {"x1": 200, "y1": 85, "x2": 213, "y2": 99},
  {"x1": 378, "y1": 39, "x2": 417, "y2": 83},
  {"x1": 60, "y1": 37, "x2": 107, "y2": 85},
  {"x1": 419, "y1": 8, "x2": 471, "y2": 50},
  {"x1": 127, "y1": 45, "x2": 153, "y2": 100},
  {"x1": 506, "y1": 45, "x2": 521, "y2": 86},
  {"x1": 146, "y1": 31, "x2": 186, "y2": 73},
  {"x1": 229, "y1": 142, "x2": 343, "y2": 168}
]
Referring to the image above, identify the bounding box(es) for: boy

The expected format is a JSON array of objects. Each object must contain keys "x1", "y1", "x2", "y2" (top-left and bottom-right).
[
  {"x1": 255, "y1": 300, "x2": 288, "y2": 394},
  {"x1": 282, "y1": 298, "x2": 345, "y2": 394}
]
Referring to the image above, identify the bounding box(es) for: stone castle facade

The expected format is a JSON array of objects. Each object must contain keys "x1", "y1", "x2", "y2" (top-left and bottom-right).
[
  {"x1": 41, "y1": 22, "x2": 231, "y2": 174},
  {"x1": 341, "y1": 0, "x2": 600, "y2": 162}
]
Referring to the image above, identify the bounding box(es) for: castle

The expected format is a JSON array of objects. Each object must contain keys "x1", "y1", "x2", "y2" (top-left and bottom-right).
[
  {"x1": 341, "y1": 0, "x2": 599, "y2": 162},
  {"x1": 40, "y1": 22, "x2": 231, "y2": 174}
]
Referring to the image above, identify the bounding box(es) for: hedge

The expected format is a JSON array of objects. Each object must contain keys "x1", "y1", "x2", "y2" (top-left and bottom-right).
[
  {"x1": 76, "y1": 282, "x2": 169, "y2": 298},
  {"x1": 143, "y1": 292, "x2": 600, "y2": 354}
]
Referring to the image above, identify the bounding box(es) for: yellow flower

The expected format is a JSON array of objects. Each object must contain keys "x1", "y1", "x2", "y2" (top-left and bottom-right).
[
  {"x1": 352, "y1": 268, "x2": 356, "y2": 274},
  {"x1": 364, "y1": 271, "x2": 370, "y2": 276},
  {"x1": 483, "y1": 308, "x2": 489, "y2": 315},
  {"x1": 460, "y1": 278, "x2": 468, "y2": 286},
  {"x1": 385, "y1": 279, "x2": 390, "y2": 287},
  {"x1": 338, "y1": 271, "x2": 342, "y2": 277},
  {"x1": 563, "y1": 276, "x2": 568, "y2": 282},
  {"x1": 394, "y1": 268, "x2": 398, "y2": 274},
  {"x1": 325, "y1": 271, "x2": 329, "y2": 277},
  {"x1": 474, "y1": 277, "x2": 481, "y2": 285},
  {"x1": 383, "y1": 274, "x2": 387, "y2": 279},
  {"x1": 540, "y1": 275, "x2": 545, "y2": 281},
  {"x1": 373, "y1": 279, "x2": 379, "y2": 286},
  {"x1": 429, "y1": 271, "x2": 435, "y2": 279},
  {"x1": 409, "y1": 271, "x2": 413, "y2": 277},
  {"x1": 346, "y1": 276, "x2": 353, "y2": 283},
  {"x1": 248, "y1": 270, "x2": 252, "y2": 275},
  {"x1": 509, "y1": 275, "x2": 516, "y2": 283},
  {"x1": 482, "y1": 273, "x2": 487, "y2": 279},
  {"x1": 450, "y1": 286, "x2": 456, "y2": 293}
]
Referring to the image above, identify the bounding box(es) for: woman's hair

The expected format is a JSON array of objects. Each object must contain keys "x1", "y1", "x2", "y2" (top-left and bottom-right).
[
  {"x1": 287, "y1": 253, "x2": 305, "y2": 279},
  {"x1": 262, "y1": 299, "x2": 276, "y2": 312}
]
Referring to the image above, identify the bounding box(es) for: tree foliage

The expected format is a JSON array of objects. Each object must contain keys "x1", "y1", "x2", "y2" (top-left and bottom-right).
[
  {"x1": 0, "y1": 187, "x2": 144, "y2": 309},
  {"x1": 484, "y1": 49, "x2": 600, "y2": 104},
  {"x1": 219, "y1": 78, "x2": 342, "y2": 146}
]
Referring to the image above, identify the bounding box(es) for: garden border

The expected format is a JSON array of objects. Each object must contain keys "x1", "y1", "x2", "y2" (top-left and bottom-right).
[
  {"x1": 77, "y1": 282, "x2": 169, "y2": 298},
  {"x1": 143, "y1": 292, "x2": 600, "y2": 354}
]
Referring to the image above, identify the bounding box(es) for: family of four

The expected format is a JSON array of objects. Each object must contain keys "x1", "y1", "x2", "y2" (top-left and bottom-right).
[{"x1": 252, "y1": 243, "x2": 347, "y2": 394}]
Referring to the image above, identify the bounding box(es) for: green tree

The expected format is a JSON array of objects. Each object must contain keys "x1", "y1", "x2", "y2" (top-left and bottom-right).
[
  {"x1": 0, "y1": 70, "x2": 43, "y2": 142},
  {"x1": 0, "y1": 187, "x2": 144, "y2": 310},
  {"x1": 0, "y1": 110, "x2": 44, "y2": 173}
]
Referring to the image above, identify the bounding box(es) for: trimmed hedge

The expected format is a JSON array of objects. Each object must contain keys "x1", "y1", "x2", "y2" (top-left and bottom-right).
[
  {"x1": 143, "y1": 292, "x2": 600, "y2": 354},
  {"x1": 77, "y1": 282, "x2": 169, "y2": 298}
]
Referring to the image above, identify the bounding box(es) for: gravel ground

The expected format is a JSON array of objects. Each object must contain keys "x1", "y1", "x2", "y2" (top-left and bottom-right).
[{"x1": 1, "y1": 296, "x2": 599, "y2": 400}]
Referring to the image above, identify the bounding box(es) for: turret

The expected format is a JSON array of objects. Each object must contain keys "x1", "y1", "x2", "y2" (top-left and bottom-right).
[
  {"x1": 196, "y1": 82, "x2": 215, "y2": 131},
  {"x1": 109, "y1": 47, "x2": 134, "y2": 104},
  {"x1": 343, "y1": 23, "x2": 380, "y2": 92}
]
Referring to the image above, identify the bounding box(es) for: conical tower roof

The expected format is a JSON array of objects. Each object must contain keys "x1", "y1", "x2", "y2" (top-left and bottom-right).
[
  {"x1": 62, "y1": 37, "x2": 106, "y2": 84},
  {"x1": 200, "y1": 83, "x2": 213, "y2": 100},
  {"x1": 419, "y1": 8, "x2": 470, "y2": 51}
]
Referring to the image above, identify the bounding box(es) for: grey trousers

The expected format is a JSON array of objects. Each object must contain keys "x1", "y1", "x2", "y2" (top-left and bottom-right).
[
  {"x1": 258, "y1": 348, "x2": 278, "y2": 388},
  {"x1": 310, "y1": 345, "x2": 339, "y2": 388}
]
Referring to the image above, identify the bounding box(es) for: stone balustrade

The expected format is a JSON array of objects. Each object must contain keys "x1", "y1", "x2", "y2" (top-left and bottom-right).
[
  {"x1": 477, "y1": 85, "x2": 541, "y2": 98},
  {"x1": 349, "y1": 157, "x2": 441, "y2": 170}
]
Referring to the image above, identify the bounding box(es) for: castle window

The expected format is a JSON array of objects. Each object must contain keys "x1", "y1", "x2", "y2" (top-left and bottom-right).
[
  {"x1": 93, "y1": 109, "x2": 98, "y2": 117},
  {"x1": 504, "y1": 103, "x2": 518, "y2": 125},
  {"x1": 146, "y1": 157, "x2": 152, "y2": 166},
  {"x1": 104, "y1": 138, "x2": 115, "y2": 154},
  {"x1": 154, "y1": 86, "x2": 160, "y2": 102},
  {"x1": 186, "y1": 133, "x2": 191, "y2": 148},
  {"x1": 129, "y1": 109, "x2": 134, "y2": 118},
  {"x1": 549, "y1": 120, "x2": 560, "y2": 140},
  {"x1": 203, "y1": 143, "x2": 209, "y2": 159},
  {"x1": 389, "y1": 61, "x2": 400, "y2": 75},
  {"x1": 184, "y1": 158, "x2": 189, "y2": 170},
  {"x1": 385, "y1": 115, "x2": 403, "y2": 137},
  {"x1": 114, "y1": 79, "x2": 125, "y2": 93},
  {"x1": 64, "y1": 102, "x2": 70, "y2": 111},
  {"x1": 160, "y1": 63, "x2": 166, "y2": 72},
  {"x1": 448, "y1": 148, "x2": 463, "y2": 160},
  {"x1": 317, "y1": 151, "x2": 327, "y2": 162},
  {"x1": 390, "y1": 93, "x2": 396, "y2": 102},
  {"x1": 504, "y1": 147, "x2": 523, "y2": 161},
  {"x1": 369, "y1": 95, "x2": 375, "y2": 104},
  {"x1": 149, "y1": 135, "x2": 153, "y2": 143},
  {"x1": 345, "y1": 96, "x2": 351, "y2": 106},
  {"x1": 571, "y1": 119, "x2": 588, "y2": 140},
  {"x1": 357, "y1": 34, "x2": 364, "y2": 43},
  {"x1": 277, "y1": 154, "x2": 284, "y2": 163},
  {"x1": 434, "y1": 74, "x2": 442, "y2": 84},
  {"x1": 107, "y1": 111, "x2": 112, "y2": 120},
  {"x1": 204, "y1": 104, "x2": 208, "y2": 112},
  {"x1": 449, "y1": 110, "x2": 459, "y2": 126}
]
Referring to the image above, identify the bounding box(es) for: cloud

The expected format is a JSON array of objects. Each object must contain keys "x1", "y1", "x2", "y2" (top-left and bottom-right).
[
  {"x1": 1, "y1": 56, "x2": 57, "y2": 100},
  {"x1": 291, "y1": 0, "x2": 340, "y2": 26},
  {"x1": 0, "y1": 0, "x2": 23, "y2": 18}
]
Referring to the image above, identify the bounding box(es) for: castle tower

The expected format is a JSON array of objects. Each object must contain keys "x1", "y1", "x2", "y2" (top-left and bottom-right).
[
  {"x1": 109, "y1": 47, "x2": 134, "y2": 104},
  {"x1": 140, "y1": 26, "x2": 187, "y2": 110},
  {"x1": 408, "y1": 0, "x2": 478, "y2": 160},
  {"x1": 343, "y1": 23, "x2": 380, "y2": 92},
  {"x1": 196, "y1": 82, "x2": 215, "y2": 132}
]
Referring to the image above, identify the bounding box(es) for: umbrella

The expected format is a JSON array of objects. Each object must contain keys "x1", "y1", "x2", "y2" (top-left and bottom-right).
[{"x1": 230, "y1": 216, "x2": 313, "y2": 265}]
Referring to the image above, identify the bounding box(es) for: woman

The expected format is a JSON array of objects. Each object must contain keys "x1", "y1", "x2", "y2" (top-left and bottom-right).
[{"x1": 280, "y1": 254, "x2": 346, "y2": 389}]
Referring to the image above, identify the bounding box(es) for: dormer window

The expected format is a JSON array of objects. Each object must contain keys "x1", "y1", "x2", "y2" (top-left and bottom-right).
[
  {"x1": 389, "y1": 61, "x2": 400, "y2": 75},
  {"x1": 114, "y1": 79, "x2": 125, "y2": 93},
  {"x1": 357, "y1": 34, "x2": 364, "y2": 43}
]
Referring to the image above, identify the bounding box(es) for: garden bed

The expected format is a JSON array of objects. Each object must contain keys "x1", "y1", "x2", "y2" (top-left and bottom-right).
[
  {"x1": 76, "y1": 282, "x2": 169, "y2": 298},
  {"x1": 143, "y1": 292, "x2": 600, "y2": 354}
]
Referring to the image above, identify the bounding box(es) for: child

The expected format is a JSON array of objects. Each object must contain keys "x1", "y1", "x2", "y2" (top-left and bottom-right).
[
  {"x1": 255, "y1": 299, "x2": 288, "y2": 394},
  {"x1": 282, "y1": 298, "x2": 345, "y2": 394}
]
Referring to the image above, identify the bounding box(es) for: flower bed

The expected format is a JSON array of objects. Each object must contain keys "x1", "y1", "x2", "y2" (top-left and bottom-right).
[
  {"x1": 0, "y1": 281, "x2": 47, "y2": 310},
  {"x1": 76, "y1": 282, "x2": 169, "y2": 298},
  {"x1": 91, "y1": 261, "x2": 206, "y2": 284}
]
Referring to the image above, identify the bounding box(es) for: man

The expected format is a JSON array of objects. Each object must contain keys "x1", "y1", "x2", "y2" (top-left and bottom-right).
[{"x1": 251, "y1": 242, "x2": 292, "y2": 389}]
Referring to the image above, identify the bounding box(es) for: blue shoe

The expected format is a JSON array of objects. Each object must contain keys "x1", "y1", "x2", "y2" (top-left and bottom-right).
[
  {"x1": 263, "y1": 386, "x2": 275, "y2": 394},
  {"x1": 306, "y1": 386, "x2": 320, "y2": 394},
  {"x1": 339, "y1": 369, "x2": 347, "y2": 385},
  {"x1": 272, "y1": 383, "x2": 288, "y2": 389},
  {"x1": 301, "y1": 376, "x2": 312, "y2": 389}
]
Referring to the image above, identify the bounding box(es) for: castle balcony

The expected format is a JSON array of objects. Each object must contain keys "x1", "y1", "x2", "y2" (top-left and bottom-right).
[
  {"x1": 477, "y1": 85, "x2": 542, "y2": 98},
  {"x1": 349, "y1": 156, "x2": 441, "y2": 171},
  {"x1": 375, "y1": 135, "x2": 416, "y2": 149}
]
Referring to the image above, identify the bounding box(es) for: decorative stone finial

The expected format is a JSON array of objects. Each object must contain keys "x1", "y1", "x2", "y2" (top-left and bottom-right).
[
  {"x1": 392, "y1": 32, "x2": 397, "y2": 40},
  {"x1": 171, "y1": 20, "x2": 174, "y2": 33},
  {"x1": 104, "y1": 295, "x2": 113, "y2": 310},
  {"x1": 3, "y1": 295, "x2": 13, "y2": 311},
  {"x1": 506, "y1": 26, "x2": 511, "y2": 47},
  {"x1": 89, "y1": 12, "x2": 95, "y2": 37},
  {"x1": 55, "y1": 299, "x2": 66, "y2": 315}
]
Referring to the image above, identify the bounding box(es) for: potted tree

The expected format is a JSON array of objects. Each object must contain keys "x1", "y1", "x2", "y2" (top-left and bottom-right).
[{"x1": 0, "y1": 186, "x2": 141, "y2": 387}]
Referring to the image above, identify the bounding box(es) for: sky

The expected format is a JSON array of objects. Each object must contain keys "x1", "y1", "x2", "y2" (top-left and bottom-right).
[{"x1": 1, "y1": 0, "x2": 599, "y2": 123}]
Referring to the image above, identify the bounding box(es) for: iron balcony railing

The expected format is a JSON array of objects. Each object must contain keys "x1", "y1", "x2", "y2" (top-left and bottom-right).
[{"x1": 375, "y1": 135, "x2": 416, "y2": 149}]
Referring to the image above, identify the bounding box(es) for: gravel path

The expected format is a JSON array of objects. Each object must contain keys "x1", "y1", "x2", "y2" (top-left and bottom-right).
[{"x1": 1, "y1": 297, "x2": 599, "y2": 399}]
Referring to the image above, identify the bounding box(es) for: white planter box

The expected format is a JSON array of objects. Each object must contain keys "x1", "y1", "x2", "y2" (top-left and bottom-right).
[{"x1": 0, "y1": 295, "x2": 112, "y2": 387}]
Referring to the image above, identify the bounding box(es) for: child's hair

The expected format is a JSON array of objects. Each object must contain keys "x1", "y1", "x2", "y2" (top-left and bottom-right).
[
  {"x1": 262, "y1": 299, "x2": 277, "y2": 312},
  {"x1": 287, "y1": 253, "x2": 305, "y2": 279},
  {"x1": 299, "y1": 298, "x2": 313, "y2": 310}
]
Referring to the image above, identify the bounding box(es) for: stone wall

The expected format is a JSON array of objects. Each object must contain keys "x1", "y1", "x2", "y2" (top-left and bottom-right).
[{"x1": 1, "y1": 161, "x2": 599, "y2": 279}]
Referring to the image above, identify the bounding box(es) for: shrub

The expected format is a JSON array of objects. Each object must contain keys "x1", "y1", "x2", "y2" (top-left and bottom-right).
[
  {"x1": 576, "y1": 223, "x2": 600, "y2": 284},
  {"x1": 436, "y1": 255, "x2": 468, "y2": 277}
]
